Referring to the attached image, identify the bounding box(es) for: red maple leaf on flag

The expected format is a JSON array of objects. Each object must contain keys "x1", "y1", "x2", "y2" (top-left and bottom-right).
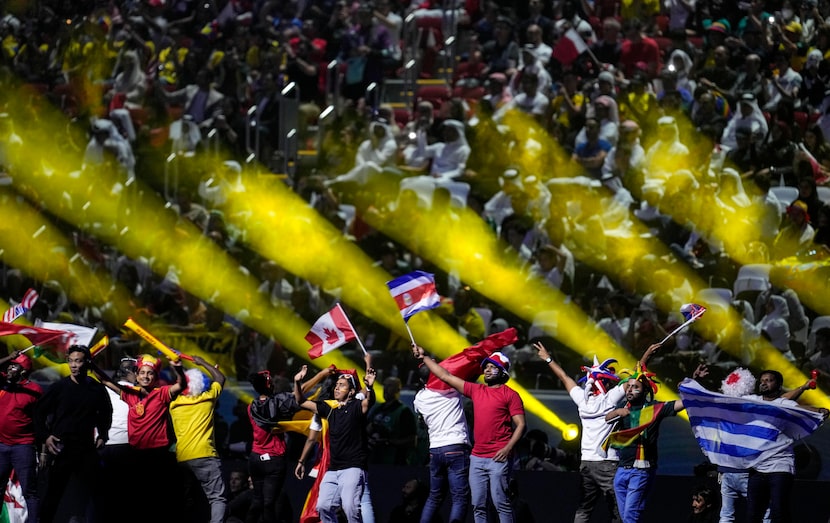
[{"x1": 323, "y1": 327, "x2": 340, "y2": 345}]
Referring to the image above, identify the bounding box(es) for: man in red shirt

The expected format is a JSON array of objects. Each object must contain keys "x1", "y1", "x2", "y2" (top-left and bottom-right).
[
  {"x1": 0, "y1": 351, "x2": 42, "y2": 522},
  {"x1": 414, "y1": 345, "x2": 526, "y2": 523},
  {"x1": 619, "y1": 18, "x2": 662, "y2": 79},
  {"x1": 92, "y1": 352, "x2": 185, "y2": 522}
]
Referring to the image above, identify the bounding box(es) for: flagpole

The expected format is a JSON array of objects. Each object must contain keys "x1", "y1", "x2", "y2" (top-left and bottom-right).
[
  {"x1": 404, "y1": 322, "x2": 416, "y2": 346},
  {"x1": 339, "y1": 304, "x2": 369, "y2": 356},
  {"x1": 658, "y1": 309, "x2": 706, "y2": 345}
]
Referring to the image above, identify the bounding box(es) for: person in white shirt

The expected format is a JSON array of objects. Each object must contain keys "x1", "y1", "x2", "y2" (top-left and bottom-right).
[
  {"x1": 328, "y1": 119, "x2": 399, "y2": 186},
  {"x1": 406, "y1": 119, "x2": 470, "y2": 181},
  {"x1": 524, "y1": 24, "x2": 553, "y2": 66},
  {"x1": 533, "y1": 342, "x2": 660, "y2": 523}
]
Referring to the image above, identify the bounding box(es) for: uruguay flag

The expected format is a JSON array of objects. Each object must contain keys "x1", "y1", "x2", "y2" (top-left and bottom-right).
[
  {"x1": 386, "y1": 270, "x2": 441, "y2": 322},
  {"x1": 678, "y1": 378, "x2": 824, "y2": 470}
]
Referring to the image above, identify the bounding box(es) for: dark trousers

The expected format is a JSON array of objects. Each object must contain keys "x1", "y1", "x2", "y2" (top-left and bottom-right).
[
  {"x1": 248, "y1": 452, "x2": 290, "y2": 523},
  {"x1": 747, "y1": 470, "x2": 794, "y2": 523}
]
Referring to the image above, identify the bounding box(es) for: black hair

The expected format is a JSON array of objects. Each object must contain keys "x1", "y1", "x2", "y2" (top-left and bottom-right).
[
  {"x1": 66, "y1": 345, "x2": 90, "y2": 361},
  {"x1": 759, "y1": 369, "x2": 784, "y2": 387}
]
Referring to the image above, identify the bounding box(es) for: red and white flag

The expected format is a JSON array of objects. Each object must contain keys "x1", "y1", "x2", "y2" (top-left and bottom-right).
[
  {"x1": 0, "y1": 323, "x2": 72, "y2": 351},
  {"x1": 2, "y1": 289, "x2": 38, "y2": 323},
  {"x1": 305, "y1": 304, "x2": 357, "y2": 359},
  {"x1": 552, "y1": 28, "x2": 588, "y2": 66}
]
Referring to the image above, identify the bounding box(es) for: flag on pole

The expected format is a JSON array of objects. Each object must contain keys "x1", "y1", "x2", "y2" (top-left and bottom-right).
[
  {"x1": 552, "y1": 28, "x2": 588, "y2": 66},
  {"x1": 305, "y1": 304, "x2": 357, "y2": 359},
  {"x1": 35, "y1": 321, "x2": 97, "y2": 347},
  {"x1": 0, "y1": 323, "x2": 72, "y2": 351},
  {"x1": 678, "y1": 378, "x2": 824, "y2": 470},
  {"x1": 659, "y1": 303, "x2": 707, "y2": 345},
  {"x1": 386, "y1": 270, "x2": 441, "y2": 322},
  {"x1": 2, "y1": 289, "x2": 38, "y2": 323}
]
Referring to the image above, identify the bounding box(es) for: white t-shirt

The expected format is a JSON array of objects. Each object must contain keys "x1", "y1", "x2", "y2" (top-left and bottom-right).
[
  {"x1": 743, "y1": 394, "x2": 798, "y2": 474},
  {"x1": 569, "y1": 384, "x2": 626, "y2": 461},
  {"x1": 105, "y1": 380, "x2": 133, "y2": 445},
  {"x1": 413, "y1": 387, "x2": 470, "y2": 449}
]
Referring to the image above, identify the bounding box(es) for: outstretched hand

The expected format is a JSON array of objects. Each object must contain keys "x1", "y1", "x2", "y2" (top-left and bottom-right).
[
  {"x1": 692, "y1": 364, "x2": 709, "y2": 380},
  {"x1": 294, "y1": 365, "x2": 308, "y2": 383}
]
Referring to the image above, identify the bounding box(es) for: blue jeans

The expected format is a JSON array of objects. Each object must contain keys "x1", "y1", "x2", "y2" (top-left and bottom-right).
[
  {"x1": 362, "y1": 482, "x2": 375, "y2": 523},
  {"x1": 613, "y1": 467, "x2": 655, "y2": 523},
  {"x1": 317, "y1": 467, "x2": 367, "y2": 523},
  {"x1": 469, "y1": 454, "x2": 513, "y2": 523},
  {"x1": 720, "y1": 471, "x2": 748, "y2": 522},
  {"x1": 747, "y1": 471, "x2": 794, "y2": 523},
  {"x1": 421, "y1": 444, "x2": 470, "y2": 523},
  {"x1": 0, "y1": 442, "x2": 38, "y2": 523}
]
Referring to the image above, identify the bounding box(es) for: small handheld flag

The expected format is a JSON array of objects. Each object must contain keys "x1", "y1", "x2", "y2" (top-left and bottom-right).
[
  {"x1": 305, "y1": 304, "x2": 363, "y2": 359},
  {"x1": 387, "y1": 271, "x2": 441, "y2": 322},
  {"x1": 659, "y1": 303, "x2": 707, "y2": 345},
  {"x1": 2, "y1": 288, "x2": 39, "y2": 323},
  {"x1": 387, "y1": 270, "x2": 441, "y2": 344}
]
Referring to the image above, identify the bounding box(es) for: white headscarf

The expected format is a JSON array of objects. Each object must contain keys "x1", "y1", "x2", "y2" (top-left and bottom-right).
[{"x1": 721, "y1": 94, "x2": 769, "y2": 150}]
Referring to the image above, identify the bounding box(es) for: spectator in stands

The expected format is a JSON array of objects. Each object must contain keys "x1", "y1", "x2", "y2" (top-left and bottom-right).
[
  {"x1": 601, "y1": 120, "x2": 646, "y2": 195},
  {"x1": 374, "y1": 0, "x2": 404, "y2": 66},
  {"x1": 388, "y1": 478, "x2": 429, "y2": 523},
  {"x1": 764, "y1": 51, "x2": 802, "y2": 113},
  {"x1": 494, "y1": 70, "x2": 549, "y2": 125},
  {"x1": 619, "y1": 18, "x2": 662, "y2": 79},
  {"x1": 481, "y1": 72, "x2": 513, "y2": 112},
  {"x1": 592, "y1": 18, "x2": 623, "y2": 67},
  {"x1": 328, "y1": 118, "x2": 399, "y2": 185},
  {"x1": 573, "y1": 117, "x2": 614, "y2": 179},
  {"x1": 159, "y1": 68, "x2": 226, "y2": 132},
  {"x1": 406, "y1": 119, "x2": 471, "y2": 181},
  {"x1": 511, "y1": 46, "x2": 553, "y2": 96},
  {"x1": 645, "y1": 115, "x2": 691, "y2": 178},
  {"x1": 519, "y1": 0, "x2": 554, "y2": 45},
  {"x1": 721, "y1": 92, "x2": 769, "y2": 151},
  {"x1": 226, "y1": 467, "x2": 255, "y2": 523},
  {"x1": 367, "y1": 376, "x2": 417, "y2": 465},
  {"x1": 524, "y1": 24, "x2": 552, "y2": 66},
  {"x1": 481, "y1": 16, "x2": 520, "y2": 77},
  {"x1": 771, "y1": 199, "x2": 815, "y2": 259},
  {"x1": 340, "y1": 2, "x2": 393, "y2": 102}
]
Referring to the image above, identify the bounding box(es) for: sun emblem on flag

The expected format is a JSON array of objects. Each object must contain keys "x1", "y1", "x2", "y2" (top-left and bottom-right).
[{"x1": 402, "y1": 292, "x2": 413, "y2": 306}]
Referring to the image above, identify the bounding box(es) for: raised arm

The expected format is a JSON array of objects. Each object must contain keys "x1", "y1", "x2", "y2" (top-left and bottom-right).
[
  {"x1": 192, "y1": 354, "x2": 225, "y2": 388},
  {"x1": 293, "y1": 365, "x2": 319, "y2": 414},
  {"x1": 361, "y1": 352, "x2": 377, "y2": 414},
  {"x1": 168, "y1": 359, "x2": 186, "y2": 398},
  {"x1": 302, "y1": 366, "x2": 337, "y2": 395},
  {"x1": 639, "y1": 343, "x2": 661, "y2": 370},
  {"x1": 534, "y1": 342, "x2": 578, "y2": 392},
  {"x1": 412, "y1": 344, "x2": 466, "y2": 394},
  {"x1": 87, "y1": 360, "x2": 126, "y2": 395}
]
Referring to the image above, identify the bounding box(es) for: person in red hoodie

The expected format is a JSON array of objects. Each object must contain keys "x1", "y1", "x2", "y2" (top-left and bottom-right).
[{"x1": 0, "y1": 351, "x2": 42, "y2": 522}]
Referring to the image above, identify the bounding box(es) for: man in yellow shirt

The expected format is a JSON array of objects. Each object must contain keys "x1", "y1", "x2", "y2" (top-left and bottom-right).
[{"x1": 170, "y1": 355, "x2": 227, "y2": 523}]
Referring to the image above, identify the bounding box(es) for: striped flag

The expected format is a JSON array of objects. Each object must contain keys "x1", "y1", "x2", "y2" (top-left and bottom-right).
[
  {"x1": 552, "y1": 28, "x2": 588, "y2": 66},
  {"x1": 386, "y1": 270, "x2": 441, "y2": 322},
  {"x1": 2, "y1": 289, "x2": 38, "y2": 323},
  {"x1": 603, "y1": 402, "x2": 667, "y2": 450},
  {"x1": 305, "y1": 304, "x2": 357, "y2": 359},
  {"x1": 678, "y1": 378, "x2": 824, "y2": 470}
]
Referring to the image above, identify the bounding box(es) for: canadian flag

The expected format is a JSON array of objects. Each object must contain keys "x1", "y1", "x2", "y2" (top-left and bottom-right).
[{"x1": 305, "y1": 304, "x2": 357, "y2": 359}]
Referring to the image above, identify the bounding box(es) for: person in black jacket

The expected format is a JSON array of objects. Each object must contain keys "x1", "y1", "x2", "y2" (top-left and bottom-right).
[{"x1": 34, "y1": 345, "x2": 112, "y2": 522}]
